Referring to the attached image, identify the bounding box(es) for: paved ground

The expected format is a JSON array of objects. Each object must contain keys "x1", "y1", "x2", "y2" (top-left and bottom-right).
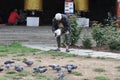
[
  {"x1": 23, "y1": 44, "x2": 120, "y2": 59},
  {"x1": 0, "y1": 25, "x2": 120, "y2": 59}
]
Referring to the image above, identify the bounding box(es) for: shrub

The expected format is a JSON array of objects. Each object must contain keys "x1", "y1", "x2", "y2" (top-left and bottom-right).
[
  {"x1": 108, "y1": 39, "x2": 120, "y2": 50},
  {"x1": 82, "y1": 36, "x2": 92, "y2": 48},
  {"x1": 91, "y1": 23, "x2": 107, "y2": 47},
  {"x1": 69, "y1": 15, "x2": 82, "y2": 46},
  {"x1": 62, "y1": 15, "x2": 82, "y2": 46}
]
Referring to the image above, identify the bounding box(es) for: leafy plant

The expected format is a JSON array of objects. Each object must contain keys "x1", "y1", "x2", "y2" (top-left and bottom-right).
[
  {"x1": 91, "y1": 23, "x2": 106, "y2": 47},
  {"x1": 69, "y1": 15, "x2": 82, "y2": 45},
  {"x1": 108, "y1": 39, "x2": 120, "y2": 50},
  {"x1": 82, "y1": 36, "x2": 92, "y2": 48}
]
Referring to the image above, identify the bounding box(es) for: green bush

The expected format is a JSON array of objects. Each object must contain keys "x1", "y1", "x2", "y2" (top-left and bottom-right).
[
  {"x1": 82, "y1": 36, "x2": 92, "y2": 48},
  {"x1": 91, "y1": 23, "x2": 107, "y2": 47},
  {"x1": 108, "y1": 39, "x2": 120, "y2": 50},
  {"x1": 69, "y1": 15, "x2": 82, "y2": 45}
]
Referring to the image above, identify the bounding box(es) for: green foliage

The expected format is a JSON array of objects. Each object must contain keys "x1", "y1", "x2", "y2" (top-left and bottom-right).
[
  {"x1": 91, "y1": 23, "x2": 107, "y2": 47},
  {"x1": 94, "y1": 76, "x2": 110, "y2": 80},
  {"x1": 93, "y1": 68, "x2": 105, "y2": 72},
  {"x1": 108, "y1": 39, "x2": 120, "y2": 50},
  {"x1": 82, "y1": 36, "x2": 92, "y2": 48},
  {"x1": 69, "y1": 15, "x2": 82, "y2": 45},
  {"x1": 91, "y1": 23, "x2": 120, "y2": 50}
]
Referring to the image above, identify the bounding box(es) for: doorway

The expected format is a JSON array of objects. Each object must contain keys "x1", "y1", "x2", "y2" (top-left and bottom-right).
[
  {"x1": 89, "y1": 0, "x2": 116, "y2": 23},
  {"x1": 42, "y1": 0, "x2": 65, "y2": 24},
  {"x1": 0, "y1": 0, "x2": 24, "y2": 24}
]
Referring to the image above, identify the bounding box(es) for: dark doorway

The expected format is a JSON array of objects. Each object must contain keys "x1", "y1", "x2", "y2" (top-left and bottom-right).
[
  {"x1": 0, "y1": 0, "x2": 24, "y2": 24},
  {"x1": 89, "y1": 0, "x2": 116, "y2": 23},
  {"x1": 42, "y1": 0, "x2": 65, "y2": 25}
]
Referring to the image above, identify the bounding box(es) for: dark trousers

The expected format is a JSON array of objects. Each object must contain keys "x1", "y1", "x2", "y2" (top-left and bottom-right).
[{"x1": 56, "y1": 33, "x2": 70, "y2": 48}]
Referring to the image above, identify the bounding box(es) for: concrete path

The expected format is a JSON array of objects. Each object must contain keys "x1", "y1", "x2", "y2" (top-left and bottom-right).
[{"x1": 23, "y1": 44, "x2": 120, "y2": 59}]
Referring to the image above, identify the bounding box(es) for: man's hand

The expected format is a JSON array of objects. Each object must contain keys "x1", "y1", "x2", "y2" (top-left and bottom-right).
[{"x1": 54, "y1": 29, "x2": 61, "y2": 37}]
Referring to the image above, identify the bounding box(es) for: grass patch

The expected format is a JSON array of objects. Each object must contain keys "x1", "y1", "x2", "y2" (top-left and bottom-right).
[
  {"x1": 94, "y1": 68, "x2": 105, "y2": 72},
  {"x1": 39, "y1": 50, "x2": 78, "y2": 57},
  {"x1": 0, "y1": 42, "x2": 40, "y2": 54},
  {"x1": 115, "y1": 78, "x2": 120, "y2": 80},
  {"x1": 115, "y1": 66, "x2": 120, "y2": 72},
  {"x1": 82, "y1": 78, "x2": 89, "y2": 80},
  {"x1": 0, "y1": 77, "x2": 7, "y2": 80},
  {"x1": 0, "y1": 53, "x2": 8, "y2": 57},
  {"x1": 4, "y1": 70, "x2": 32, "y2": 79},
  {"x1": 33, "y1": 72, "x2": 52, "y2": 80},
  {"x1": 94, "y1": 76, "x2": 110, "y2": 80},
  {"x1": 84, "y1": 54, "x2": 92, "y2": 58},
  {"x1": 71, "y1": 71, "x2": 82, "y2": 76}
]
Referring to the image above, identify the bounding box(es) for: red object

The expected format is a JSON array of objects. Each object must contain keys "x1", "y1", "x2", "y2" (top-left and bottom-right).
[
  {"x1": 117, "y1": 0, "x2": 120, "y2": 17},
  {"x1": 8, "y1": 11, "x2": 20, "y2": 24}
]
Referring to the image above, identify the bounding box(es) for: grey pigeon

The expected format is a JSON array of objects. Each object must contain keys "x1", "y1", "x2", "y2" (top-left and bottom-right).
[
  {"x1": 63, "y1": 64, "x2": 77, "y2": 73},
  {"x1": 49, "y1": 64, "x2": 59, "y2": 69},
  {"x1": 70, "y1": 64, "x2": 77, "y2": 69},
  {"x1": 54, "y1": 65, "x2": 61, "y2": 72},
  {"x1": 4, "y1": 60, "x2": 14, "y2": 64},
  {"x1": 57, "y1": 71, "x2": 65, "y2": 80},
  {"x1": 49, "y1": 64, "x2": 61, "y2": 72},
  {"x1": 14, "y1": 65, "x2": 24, "y2": 72},
  {"x1": 0, "y1": 68, "x2": 4, "y2": 72},
  {"x1": 33, "y1": 66, "x2": 47, "y2": 73},
  {"x1": 5, "y1": 63, "x2": 11, "y2": 69},
  {"x1": 23, "y1": 61, "x2": 33, "y2": 67}
]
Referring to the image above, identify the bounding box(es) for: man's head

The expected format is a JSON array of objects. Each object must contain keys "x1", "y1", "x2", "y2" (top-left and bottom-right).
[{"x1": 55, "y1": 13, "x2": 62, "y2": 21}]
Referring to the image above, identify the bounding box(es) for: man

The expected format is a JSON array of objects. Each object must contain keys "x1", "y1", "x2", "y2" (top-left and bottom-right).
[
  {"x1": 8, "y1": 9, "x2": 20, "y2": 25},
  {"x1": 52, "y1": 13, "x2": 71, "y2": 52}
]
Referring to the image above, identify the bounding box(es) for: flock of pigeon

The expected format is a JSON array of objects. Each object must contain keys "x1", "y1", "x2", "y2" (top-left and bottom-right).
[{"x1": 0, "y1": 60, "x2": 78, "y2": 80}]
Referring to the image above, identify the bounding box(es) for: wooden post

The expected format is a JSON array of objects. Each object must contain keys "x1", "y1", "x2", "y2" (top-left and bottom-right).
[{"x1": 117, "y1": 0, "x2": 120, "y2": 27}]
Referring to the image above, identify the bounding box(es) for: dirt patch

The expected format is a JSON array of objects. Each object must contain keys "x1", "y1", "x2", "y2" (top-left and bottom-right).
[{"x1": 0, "y1": 53, "x2": 120, "y2": 80}]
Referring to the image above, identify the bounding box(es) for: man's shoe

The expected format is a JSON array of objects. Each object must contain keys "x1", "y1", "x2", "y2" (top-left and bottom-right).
[{"x1": 66, "y1": 49, "x2": 70, "y2": 52}]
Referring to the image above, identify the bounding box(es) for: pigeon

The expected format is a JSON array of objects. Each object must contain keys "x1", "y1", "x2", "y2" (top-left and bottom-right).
[
  {"x1": 23, "y1": 61, "x2": 33, "y2": 67},
  {"x1": 14, "y1": 65, "x2": 24, "y2": 72},
  {"x1": 63, "y1": 64, "x2": 77, "y2": 73},
  {"x1": 49, "y1": 64, "x2": 61, "y2": 72},
  {"x1": 33, "y1": 66, "x2": 47, "y2": 73},
  {"x1": 5, "y1": 63, "x2": 11, "y2": 69},
  {"x1": 70, "y1": 64, "x2": 78, "y2": 69},
  {"x1": 54, "y1": 65, "x2": 61, "y2": 72},
  {"x1": 4, "y1": 60, "x2": 14, "y2": 64},
  {"x1": 33, "y1": 66, "x2": 45, "y2": 71},
  {"x1": 0, "y1": 68, "x2": 4, "y2": 72},
  {"x1": 57, "y1": 71, "x2": 65, "y2": 80},
  {"x1": 64, "y1": 65, "x2": 73, "y2": 73}
]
